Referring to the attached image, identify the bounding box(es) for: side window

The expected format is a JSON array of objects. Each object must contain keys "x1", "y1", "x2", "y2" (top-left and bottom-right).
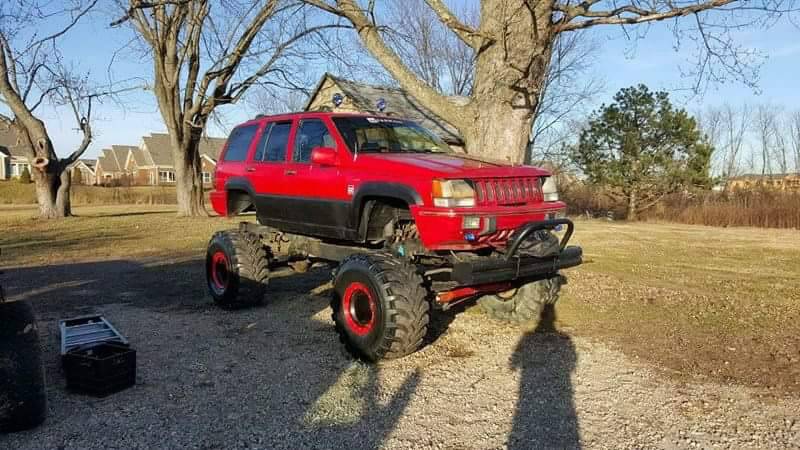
[
  {"x1": 223, "y1": 124, "x2": 258, "y2": 162},
  {"x1": 263, "y1": 122, "x2": 292, "y2": 162},
  {"x1": 293, "y1": 119, "x2": 333, "y2": 163},
  {"x1": 253, "y1": 123, "x2": 273, "y2": 161}
]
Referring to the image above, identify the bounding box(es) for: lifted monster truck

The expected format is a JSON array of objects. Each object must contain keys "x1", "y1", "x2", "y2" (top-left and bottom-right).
[{"x1": 206, "y1": 112, "x2": 582, "y2": 361}]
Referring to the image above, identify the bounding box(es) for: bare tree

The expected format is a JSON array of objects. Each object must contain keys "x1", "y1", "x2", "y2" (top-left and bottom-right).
[
  {"x1": 754, "y1": 103, "x2": 780, "y2": 175},
  {"x1": 113, "y1": 0, "x2": 343, "y2": 216},
  {"x1": 303, "y1": 0, "x2": 796, "y2": 164},
  {"x1": 698, "y1": 103, "x2": 750, "y2": 178},
  {"x1": 0, "y1": 1, "x2": 105, "y2": 218},
  {"x1": 790, "y1": 110, "x2": 800, "y2": 172},
  {"x1": 385, "y1": 0, "x2": 477, "y2": 96}
]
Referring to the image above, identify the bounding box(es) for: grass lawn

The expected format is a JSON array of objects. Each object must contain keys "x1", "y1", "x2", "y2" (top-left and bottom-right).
[{"x1": 1, "y1": 205, "x2": 798, "y2": 393}]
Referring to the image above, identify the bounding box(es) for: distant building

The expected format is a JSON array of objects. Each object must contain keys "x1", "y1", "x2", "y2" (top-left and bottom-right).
[
  {"x1": 305, "y1": 73, "x2": 467, "y2": 152},
  {"x1": 70, "y1": 159, "x2": 96, "y2": 185},
  {"x1": 96, "y1": 133, "x2": 226, "y2": 186},
  {"x1": 0, "y1": 126, "x2": 32, "y2": 180},
  {"x1": 726, "y1": 173, "x2": 800, "y2": 192},
  {"x1": 95, "y1": 146, "x2": 132, "y2": 185}
]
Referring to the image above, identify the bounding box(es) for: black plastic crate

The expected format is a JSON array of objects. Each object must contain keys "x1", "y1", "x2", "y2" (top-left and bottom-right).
[{"x1": 62, "y1": 343, "x2": 136, "y2": 397}]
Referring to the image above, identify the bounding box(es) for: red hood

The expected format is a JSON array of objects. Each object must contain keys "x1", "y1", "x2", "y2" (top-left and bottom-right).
[{"x1": 357, "y1": 152, "x2": 551, "y2": 178}]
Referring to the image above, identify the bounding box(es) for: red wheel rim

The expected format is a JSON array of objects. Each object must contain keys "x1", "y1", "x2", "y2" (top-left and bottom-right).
[
  {"x1": 210, "y1": 251, "x2": 229, "y2": 292},
  {"x1": 342, "y1": 282, "x2": 377, "y2": 336}
]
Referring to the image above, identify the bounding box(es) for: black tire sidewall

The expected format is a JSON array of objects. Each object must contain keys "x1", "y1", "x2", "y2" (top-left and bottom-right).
[
  {"x1": 333, "y1": 262, "x2": 387, "y2": 359},
  {"x1": 205, "y1": 235, "x2": 240, "y2": 307}
]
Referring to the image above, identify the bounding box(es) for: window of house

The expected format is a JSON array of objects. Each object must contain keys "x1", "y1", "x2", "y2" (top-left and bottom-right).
[
  {"x1": 293, "y1": 120, "x2": 333, "y2": 163},
  {"x1": 202, "y1": 172, "x2": 212, "y2": 184},
  {"x1": 159, "y1": 170, "x2": 175, "y2": 182},
  {"x1": 223, "y1": 124, "x2": 259, "y2": 162}
]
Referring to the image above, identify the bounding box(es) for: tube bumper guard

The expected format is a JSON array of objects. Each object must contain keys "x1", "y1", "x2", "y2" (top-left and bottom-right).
[{"x1": 451, "y1": 219, "x2": 583, "y2": 285}]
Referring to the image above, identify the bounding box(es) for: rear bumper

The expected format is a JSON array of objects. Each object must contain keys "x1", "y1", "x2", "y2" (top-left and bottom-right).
[
  {"x1": 209, "y1": 190, "x2": 227, "y2": 216},
  {"x1": 451, "y1": 245, "x2": 583, "y2": 285}
]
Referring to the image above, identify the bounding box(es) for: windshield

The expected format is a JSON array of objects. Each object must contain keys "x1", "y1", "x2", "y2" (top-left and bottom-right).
[{"x1": 333, "y1": 116, "x2": 452, "y2": 154}]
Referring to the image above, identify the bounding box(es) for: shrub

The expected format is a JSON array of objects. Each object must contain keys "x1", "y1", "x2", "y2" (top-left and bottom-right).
[{"x1": 18, "y1": 167, "x2": 32, "y2": 184}]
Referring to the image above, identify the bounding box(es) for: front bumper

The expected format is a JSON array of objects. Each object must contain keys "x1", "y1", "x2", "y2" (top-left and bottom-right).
[
  {"x1": 451, "y1": 246, "x2": 583, "y2": 285},
  {"x1": 450, "y1": 219, "x2": 583, "y2": 285}
]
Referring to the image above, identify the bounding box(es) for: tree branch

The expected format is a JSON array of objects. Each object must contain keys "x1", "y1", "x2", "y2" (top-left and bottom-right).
[
  {"x1": 422, "y1": 0, "x2": 493, "y2": 50},
  {"x1": 556, "y1": 0, "x2": 737, "y2": 32}
]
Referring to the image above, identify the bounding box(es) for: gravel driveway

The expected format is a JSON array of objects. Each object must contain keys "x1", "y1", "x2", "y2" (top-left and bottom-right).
[{"x1": 1, "y1": 257, "x2": 798, "y2": 449}]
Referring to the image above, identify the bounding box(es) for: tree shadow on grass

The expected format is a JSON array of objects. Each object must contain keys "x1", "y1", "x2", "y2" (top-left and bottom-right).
[
  {"x1": 0, "y1": 257, "x2": 419, "y2": 449},
  {"x1": 508, "y1": 303, "x2": 581, "y2": 449}
]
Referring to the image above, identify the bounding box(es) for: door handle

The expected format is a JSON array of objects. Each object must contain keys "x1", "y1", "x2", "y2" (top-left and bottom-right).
[
  {"x1": 246, "y1": 167, "x2": 256, "y2": 172},
  {"x1": 284, "y1": 169, "x2": 297, "y2": 176}
]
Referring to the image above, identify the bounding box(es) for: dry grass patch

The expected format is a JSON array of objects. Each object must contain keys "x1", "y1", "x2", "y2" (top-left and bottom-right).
[{"x1": 556, "y1": 219, "x2": 800, "y2": 393}]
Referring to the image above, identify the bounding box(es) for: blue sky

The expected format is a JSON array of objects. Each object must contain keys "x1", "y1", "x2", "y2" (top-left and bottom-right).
[{"x1": 23, "y1": 4, "x2": 800, "y2": 160}]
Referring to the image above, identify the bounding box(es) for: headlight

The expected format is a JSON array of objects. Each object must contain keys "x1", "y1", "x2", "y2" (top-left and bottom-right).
[
  {"x1": 432, "y1": 179, "x2": 475, "y2": 208},
  {"x1": 542, "y1": 176, "x2": 559, "y2": 202}
]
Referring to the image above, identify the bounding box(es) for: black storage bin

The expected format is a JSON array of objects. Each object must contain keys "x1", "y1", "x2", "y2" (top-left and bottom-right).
[{"x1": 62, "y1": 343, "x2": 136, "y2": 397}]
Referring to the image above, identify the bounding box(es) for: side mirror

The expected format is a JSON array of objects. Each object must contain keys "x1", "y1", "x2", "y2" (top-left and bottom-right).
[{"x1": 311, "y1": 146, "x2": 338, "y2": 166}]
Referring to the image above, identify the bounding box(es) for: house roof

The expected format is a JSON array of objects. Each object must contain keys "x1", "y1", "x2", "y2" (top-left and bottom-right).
[
  {"x1": 97, "y1": 146, "x2": 132, "y2": 173},
  {"x1": 80, "y1": 159, "x2": 96, "y2": 169},
  {"x1": 199, "y1": 136, "x2": 227, "y2": 161},
  {"x1": 142, "y1": 134, "x2": 173, "y2": 167},
  {"x1": 0, "y1": 125, "x2": 31, "y2": 158},
  {"x1": 143, "y1": 133, "x2": 226, "y2": 166},
  {"x1": 305, "y1": 73, "x2": 466, "y2": 145},
  {"x1": 129, "y1": 147, "x2": 154, "y2": 167}
]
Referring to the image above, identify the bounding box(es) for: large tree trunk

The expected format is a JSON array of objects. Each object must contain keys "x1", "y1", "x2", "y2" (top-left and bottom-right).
[
  {"x1": 20, "y1": 119, "x2": 72, "y2": 219},
  {"x1": 460, "y1": 0, "x2": 553, "y2": 164},
  {"x1": 170, "y1": 132, "x2": 207, "y2": 217},
  {"x1": 34, "y1": 167, "x2": 72, "y2": 219}
]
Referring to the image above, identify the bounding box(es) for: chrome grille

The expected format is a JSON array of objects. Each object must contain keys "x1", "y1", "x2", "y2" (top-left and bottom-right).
[{"x1": 473, "y1": 177, "x2": 542, "y2": 206}]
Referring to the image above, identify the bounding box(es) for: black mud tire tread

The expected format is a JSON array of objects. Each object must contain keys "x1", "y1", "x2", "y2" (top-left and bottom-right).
[
  {"x1": 0, "y1": 301, "x2": 47, "y2": 433},
  {"x1": 206, "y1": 230, "x2": 269, "y2": 309},
  {"x1": 478, "y1": 275, "x2": 563, "y2": 324},
  {"x1": 331, "y1": 253, "x2": 429, "y2": 362}
]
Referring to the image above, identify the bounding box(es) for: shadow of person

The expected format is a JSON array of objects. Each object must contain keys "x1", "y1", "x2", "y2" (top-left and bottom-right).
[{"x1": 508, "y1": 303, "x2": 580, "y2": 449}]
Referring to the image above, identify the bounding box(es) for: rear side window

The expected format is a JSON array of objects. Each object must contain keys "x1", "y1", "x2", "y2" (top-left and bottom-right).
[
  {"x1": 262, "y1": 122, "x2": 292, "y2": 162},
  {"x1": 223, "y1": 124, "x2": 258, "y2": 162},
  {"x1": 293, "y1": 119, "x2": 333, "y2": 163}
]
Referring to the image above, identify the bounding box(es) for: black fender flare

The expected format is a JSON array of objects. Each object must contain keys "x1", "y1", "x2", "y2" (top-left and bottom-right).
[
  {"x1": 224, "y1": 178, "x2": 257, "y2": 215},
  {"x1": 350, "y1": 183, "x2": 423, "y2": 239}
]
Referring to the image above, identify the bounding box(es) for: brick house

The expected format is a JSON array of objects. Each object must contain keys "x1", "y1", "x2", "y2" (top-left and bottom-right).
[
  {"x1": 96, "y1": 133, "x2": 226, "y2": 186},
  {"x1": 0, "y1": 126, "x2": 32, "y2": 180},
  {"x1": 70, "y1": 159, "x2": 96, "y2": 185},
  {"x1": 95, "y1": 146, "x2": 133, "y2": 185},
  {"x1": 726, "y1": 173, "x2": 800, "y2": 192},
  {"x1": 304, "y1": 73, "x2": 467, "y2": 152}
]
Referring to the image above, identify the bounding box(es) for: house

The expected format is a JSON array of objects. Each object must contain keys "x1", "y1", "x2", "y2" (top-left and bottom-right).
[
  {"x1": 137, "y1": 133, "x2": 226, "y2": 186},
  {"x1": 726, "y1": 173, "x2": 800, "y2": 192},
  {"x1": 304, "y1": 73, "x2": 467, "y2": 152},
  {"x1": 70, "y1": 159, "x2": 96, "y2": 185},
  {"x1": 95, "y1": 146, "x2": 134, "y2": 185},
  {"x1": 0, "y1": 126, "x2": 32, "y2": 180}
]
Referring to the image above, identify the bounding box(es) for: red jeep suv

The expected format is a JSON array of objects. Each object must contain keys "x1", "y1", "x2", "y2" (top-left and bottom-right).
[{"x1": 207, "y1": 111, "x2": 582, "y2": 361}]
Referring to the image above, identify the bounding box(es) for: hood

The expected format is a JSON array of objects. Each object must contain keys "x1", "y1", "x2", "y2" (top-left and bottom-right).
[{"x1": 358, "y1": 152, "x2": 551, "y2": 178}]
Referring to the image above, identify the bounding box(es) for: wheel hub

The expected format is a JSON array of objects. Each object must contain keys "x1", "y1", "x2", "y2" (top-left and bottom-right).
[
  {"x1": 210, "y1": 251, "x2": 230, "y2": 293},
  {"x1": 343, "y1": 282, "x2": 377, "y2": 336}
]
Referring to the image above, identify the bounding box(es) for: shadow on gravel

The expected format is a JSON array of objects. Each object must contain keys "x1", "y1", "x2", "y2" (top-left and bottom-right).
[
  {"x1": 508, "y1": 304, "x2": 580, "y2": 449},
  {"x1": 1, "y1": 257, "x2": 419, "y2": 449}
]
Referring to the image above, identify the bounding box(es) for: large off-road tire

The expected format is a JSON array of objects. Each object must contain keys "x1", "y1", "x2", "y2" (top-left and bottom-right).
[
  {"x1": 0, "y1": 301, "x2": 47, "y2": 433},
  {"x1": 478, "y1": 274, "x2": 564, "y2": 324},
  {"x1": 331, "y1": 253, "x2": 429, "y2": 362},
  {"x1": 206, "y1": 230, "x2": 269, "y2": 309}
]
